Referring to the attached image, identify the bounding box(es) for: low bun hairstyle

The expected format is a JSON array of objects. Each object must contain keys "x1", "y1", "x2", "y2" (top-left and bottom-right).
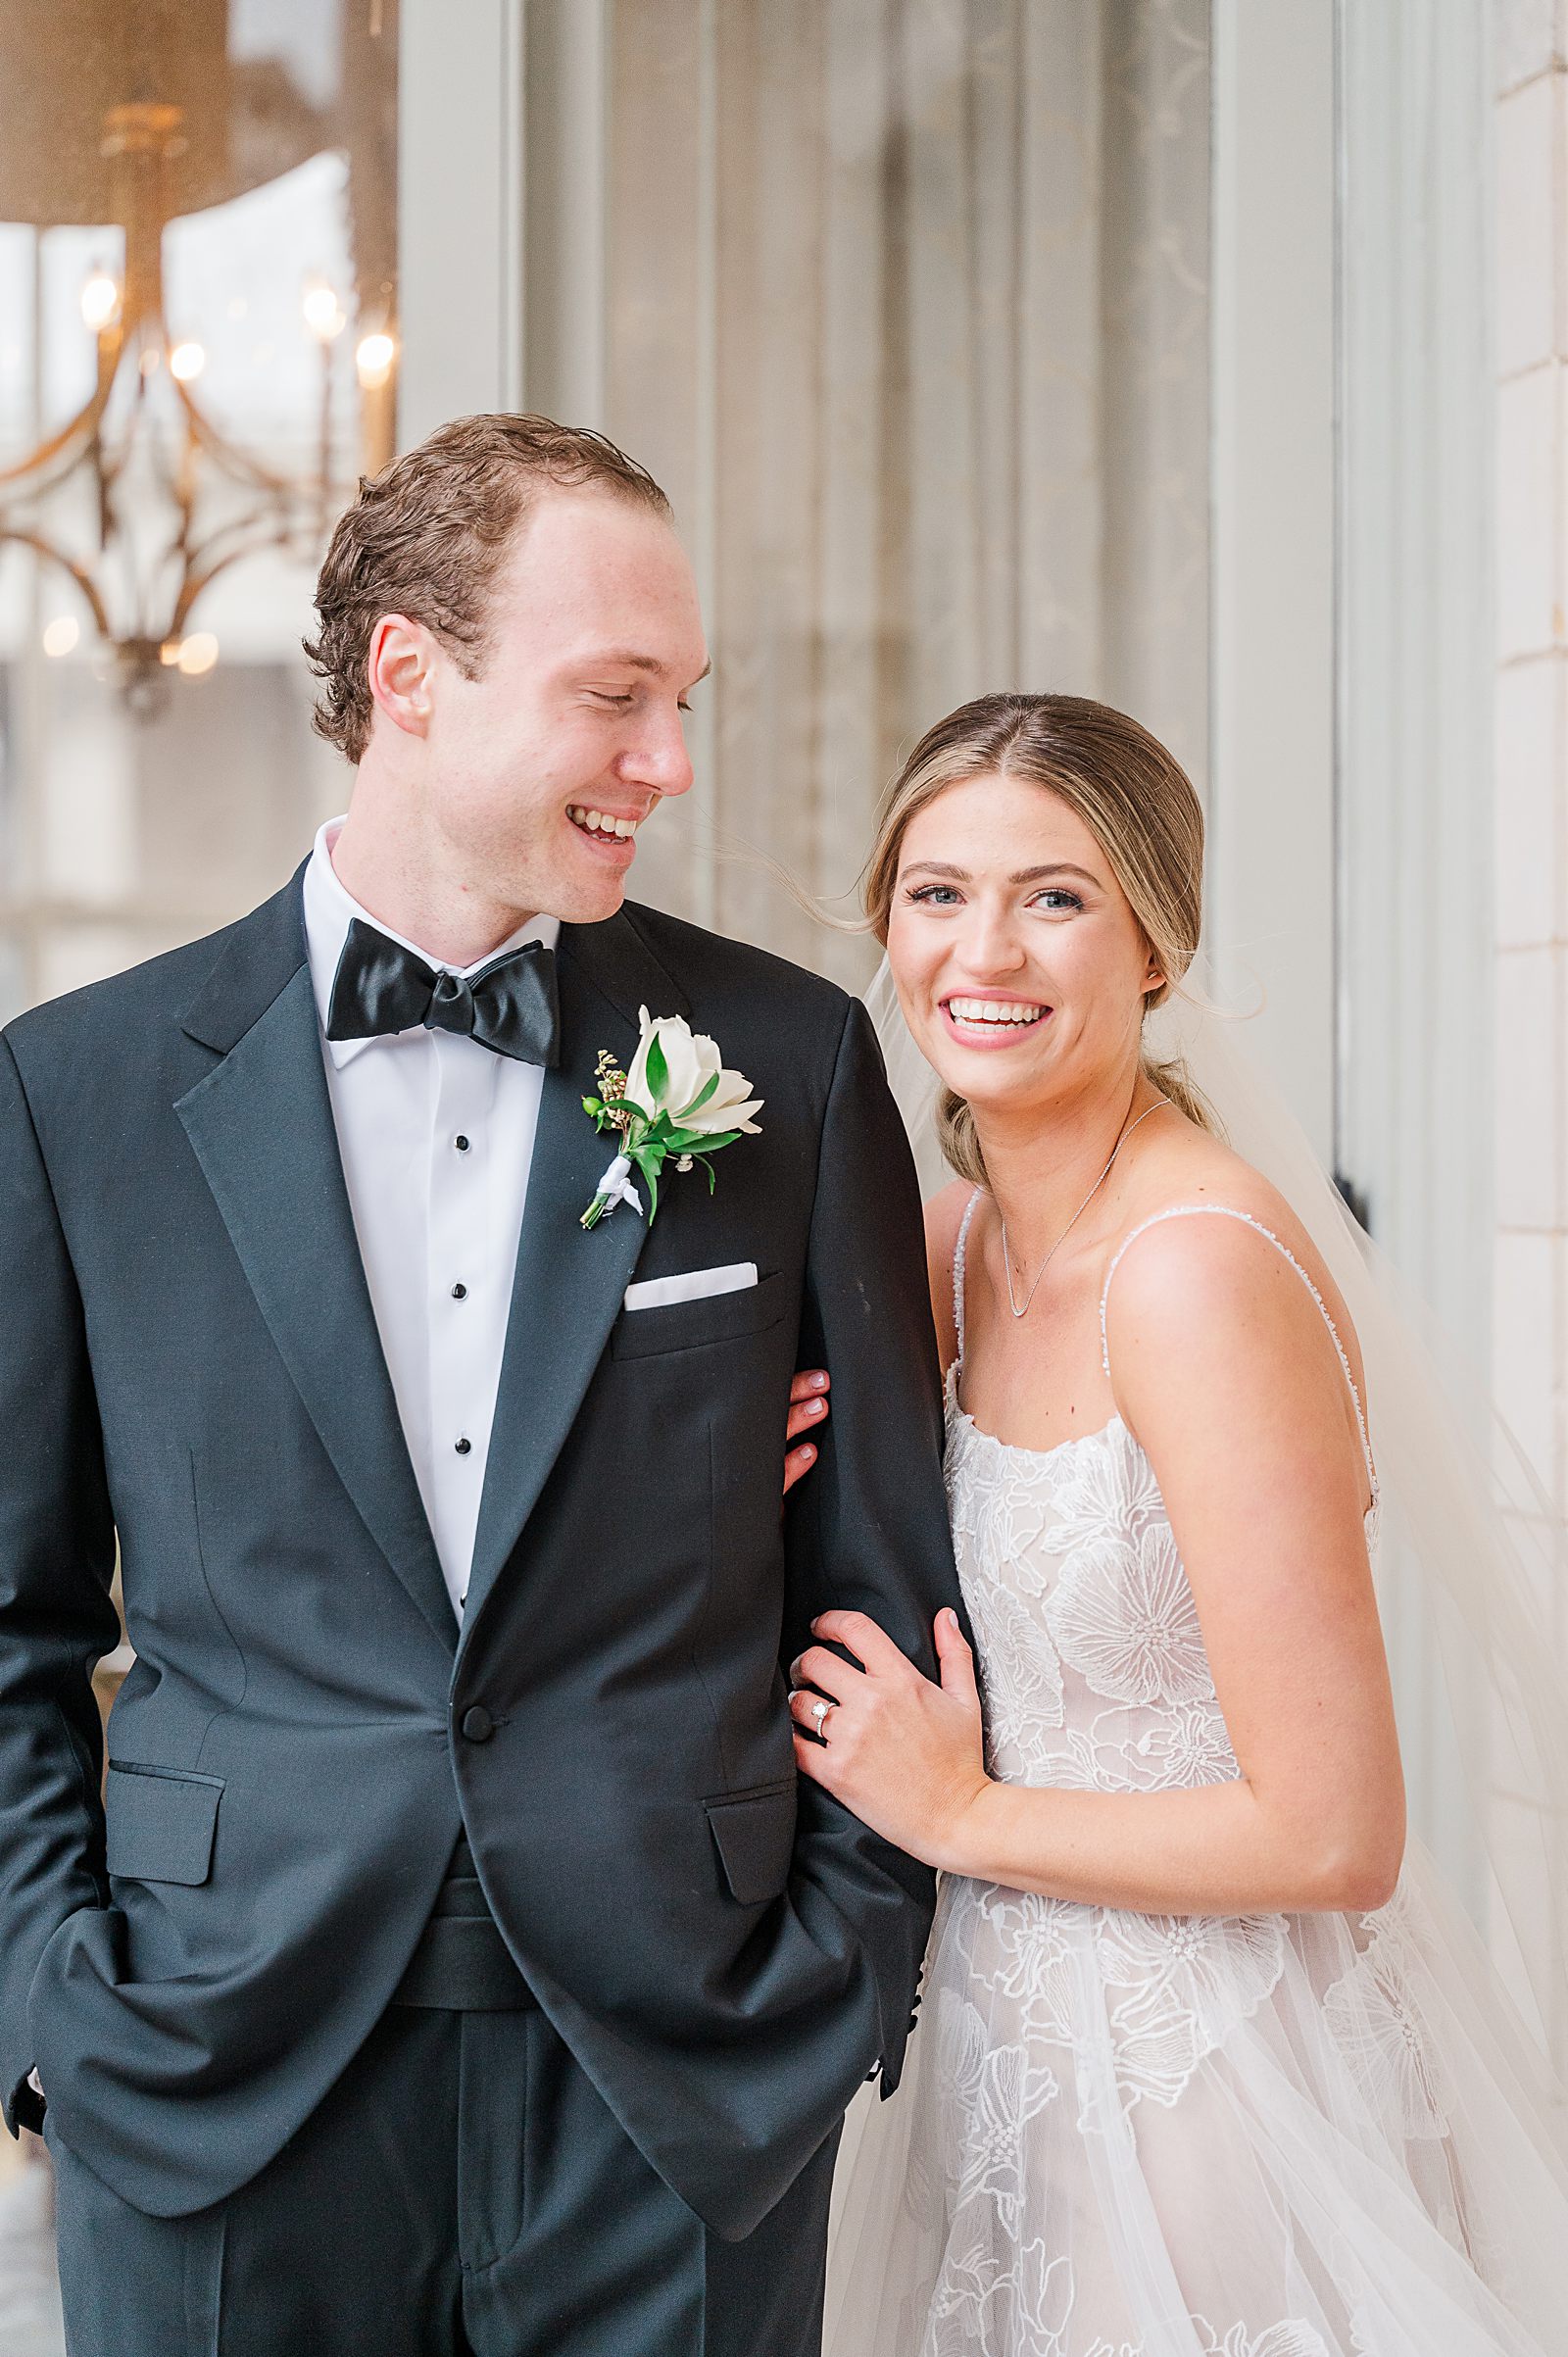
[{"x1": 864, "y1": 692, "x2": 1212, "y2": 1188}]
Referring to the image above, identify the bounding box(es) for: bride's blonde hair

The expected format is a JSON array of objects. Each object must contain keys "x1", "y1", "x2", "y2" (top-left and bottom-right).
[{"x1": 864, "y1": 692, "x2": 1213, "y2": 1187}]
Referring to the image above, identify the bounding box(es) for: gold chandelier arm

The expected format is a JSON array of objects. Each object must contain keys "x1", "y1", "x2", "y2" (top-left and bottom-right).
[
  {"x1": 169, "y1": 541, "x2": 302, "y2": 638},
  {"x1": 174, "y1": 379, "x2": 301, "y2": 499},
  {"x1": 161, "y1": 490, "x2": 296, "y2": 575},
  {"x1": 0, "y1": 527, "x2": 113, "y2": 638},
  {"x1": 114, "y1": 498, "x2": 276, "y2": 648},
  {"x1": 0, "y1": 332, "x2": 122, "y2": 494}
]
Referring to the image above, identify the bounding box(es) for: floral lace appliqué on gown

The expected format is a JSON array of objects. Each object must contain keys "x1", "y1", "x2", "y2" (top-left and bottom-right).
[{"x1": 825, "y1": 1203, "x2": 1568, "y2": 2357}]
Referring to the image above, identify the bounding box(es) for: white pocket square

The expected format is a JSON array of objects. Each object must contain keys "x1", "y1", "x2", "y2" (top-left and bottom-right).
[{"x1": 623, "y1": 1261, "x2": 759, "y2": 1312}]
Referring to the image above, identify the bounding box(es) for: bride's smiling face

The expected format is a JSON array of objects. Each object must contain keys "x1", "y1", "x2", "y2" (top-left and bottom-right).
[{"x1": 885, "y1": 772, "x2": 1160, "y2": 1118}]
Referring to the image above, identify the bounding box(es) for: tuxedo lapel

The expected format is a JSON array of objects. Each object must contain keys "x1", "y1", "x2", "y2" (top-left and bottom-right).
[
  {"x1": 461, "y1": 908, "x2": 689, "y2": 1637},
  {"x1": 175, "y1": 876, "x2": 453, "y2": 1651}
]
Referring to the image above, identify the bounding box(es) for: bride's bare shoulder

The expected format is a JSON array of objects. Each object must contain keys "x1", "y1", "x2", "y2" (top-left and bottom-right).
[
  {"x1": 1124, "y1": 1120, "x2": 1302, "y2": 1245},
  {"x1": 1110, "y1": 1120, "x2": 1364, "y2": 1382}
]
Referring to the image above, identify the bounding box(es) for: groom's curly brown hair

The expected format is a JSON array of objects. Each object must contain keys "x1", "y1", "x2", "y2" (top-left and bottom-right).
[{"x1": 305, "y1": 413, "x2": 672, "y2": 764}]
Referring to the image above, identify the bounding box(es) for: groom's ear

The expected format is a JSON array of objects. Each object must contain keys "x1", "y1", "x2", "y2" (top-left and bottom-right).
[{"x1": 366, "y1": 613, "x2": 436, "y2": 741}]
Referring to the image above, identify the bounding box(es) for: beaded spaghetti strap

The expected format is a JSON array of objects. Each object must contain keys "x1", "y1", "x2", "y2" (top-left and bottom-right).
[
  {"x1": 952, "y1": 1188, "x2": 983, "y2": 1371},
  {"x1": 1099, "y1": 1204, "x2": 1377, "y2": 1499}
]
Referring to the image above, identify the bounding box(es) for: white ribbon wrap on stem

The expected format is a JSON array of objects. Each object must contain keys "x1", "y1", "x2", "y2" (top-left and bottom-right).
[{"x1": 592, "y1": 1153, "x2": 645, "y2": 1221}]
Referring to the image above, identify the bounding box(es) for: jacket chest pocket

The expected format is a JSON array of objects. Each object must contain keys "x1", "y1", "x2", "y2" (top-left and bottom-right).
[
  {"x1": 106, "y1": 1762, "x2": 223, "y2": 1886},
  {"x1": 612, "y1": 1268, "x2": 789, "y2": 1360}
]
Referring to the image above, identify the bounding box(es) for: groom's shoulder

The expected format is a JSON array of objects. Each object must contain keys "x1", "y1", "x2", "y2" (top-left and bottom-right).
[
  {"x1": 2, "y1": 888, "x2": 290, "y2": 1087},
  {"x1": 617, "y1": 900, "x2": 856, "y2": 1047}
]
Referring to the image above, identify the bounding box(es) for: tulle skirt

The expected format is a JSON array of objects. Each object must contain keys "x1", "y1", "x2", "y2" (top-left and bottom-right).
[{"x1": 826, "y1": 1845, "x2": 1568, "y2": 2356}]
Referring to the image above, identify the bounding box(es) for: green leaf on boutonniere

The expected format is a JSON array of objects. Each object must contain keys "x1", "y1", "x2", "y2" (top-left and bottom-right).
[
  {"x1": 644, "y1": 1032, "x2": 669, "y2": 1104},
  {"x1": 683, "y1": 1069, "x2": 722, "y2": 1118}
]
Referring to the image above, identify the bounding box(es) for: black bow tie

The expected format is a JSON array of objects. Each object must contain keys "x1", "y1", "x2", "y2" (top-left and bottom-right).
[{"x1": 325, "y1": 918, "x2": 561, "y2": 1067}]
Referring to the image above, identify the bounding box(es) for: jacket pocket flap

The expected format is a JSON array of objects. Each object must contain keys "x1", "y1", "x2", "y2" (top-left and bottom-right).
[
  {"x1": 705, "y1": 1783, "x2": 796, "y2": 1906},
  {"x1": 105, "y1": 1763, "x2": 223, "y2": 1887}
]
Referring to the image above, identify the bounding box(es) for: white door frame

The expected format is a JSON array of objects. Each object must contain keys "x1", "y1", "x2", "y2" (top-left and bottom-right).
[
  {"x1": 1213, "y1": 0, "x2": 1496, "y2": 1909},
  {"x1": 1208, "y1": 0, "x2": 1339, "y2": 1160}
]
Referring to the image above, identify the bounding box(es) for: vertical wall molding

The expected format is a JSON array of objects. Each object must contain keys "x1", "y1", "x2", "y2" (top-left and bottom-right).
[
  {"x1": 1492, "y1": 0, "x2": 1568, "y2": 2057},
  {"x1": 1337, "y1": 0, "x2": 1494, "y2": 1908},
  {"x1": 522, "y1": 0, "x2": 610, "y2": 430},
  {"x1": 1208, "y1": 0, "x2": 1337, "y2": 1155},
  {"x1": 1493, "y1": 9, "x2": 1568, "y2": 1524},
  {"x1": 398, "y1": 0, "x2": 525, "y2": 444},
  {"x1": 1337, "y1": 0, "x2": 1493, "y2": 1362}
]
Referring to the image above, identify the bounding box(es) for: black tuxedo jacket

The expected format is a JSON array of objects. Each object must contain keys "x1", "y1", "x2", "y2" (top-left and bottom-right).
[{"x1": 0, "y1": 868, "x2": 960, "y2": 2239}]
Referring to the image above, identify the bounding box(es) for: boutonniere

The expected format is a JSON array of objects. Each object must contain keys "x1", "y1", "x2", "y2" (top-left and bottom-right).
[{"x1": 580, "y1": 1007, "x2": 763, "y2": 1229}]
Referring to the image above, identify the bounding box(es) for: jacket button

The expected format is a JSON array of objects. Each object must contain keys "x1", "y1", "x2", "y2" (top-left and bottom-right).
[{"x1": 460, "y1": 1705, "x2": 494, "y2": 1743}]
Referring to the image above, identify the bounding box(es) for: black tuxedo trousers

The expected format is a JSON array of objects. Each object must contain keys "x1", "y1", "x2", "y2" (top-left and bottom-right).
[
  {"x1": 0, "y1": 872, "x2": 961, "y2": 2341},
  {"x1": 48, "y1": 1996, "x2": 844, "y2": 2356}
]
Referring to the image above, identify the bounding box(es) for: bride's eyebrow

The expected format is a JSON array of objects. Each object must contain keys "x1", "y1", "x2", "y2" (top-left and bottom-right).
[
  {"x1": 1012, "y1": 862, "x2": 1099, "y2": 886},
  {"x1": 902, "y1": 860, "x2": 1100, "y2": 886}
]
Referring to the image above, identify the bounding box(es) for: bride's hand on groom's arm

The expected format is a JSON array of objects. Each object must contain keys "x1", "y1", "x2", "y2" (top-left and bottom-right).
[
  {"x1": 781, "y1": 1369, "x2": 831, "y2": 1498},
  {"x1": 788, "y1": 1607, "x2": 992, "y2": 1871}
]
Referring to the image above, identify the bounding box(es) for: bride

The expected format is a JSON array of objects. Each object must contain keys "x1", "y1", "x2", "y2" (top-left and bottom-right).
[{"x1": 787, "y1": 692, "x2": 1568, "y2": 2355}]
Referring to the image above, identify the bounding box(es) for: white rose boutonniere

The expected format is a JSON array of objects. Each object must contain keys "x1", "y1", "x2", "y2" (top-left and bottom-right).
[{"x1": 580, "y1": 1007, "x2": 762, "y2": 1228}]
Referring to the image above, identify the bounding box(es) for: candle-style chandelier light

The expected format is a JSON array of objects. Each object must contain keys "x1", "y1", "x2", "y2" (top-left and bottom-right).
[{"x1": 0, "y1": 3, "x2": 398, "y2": 709}]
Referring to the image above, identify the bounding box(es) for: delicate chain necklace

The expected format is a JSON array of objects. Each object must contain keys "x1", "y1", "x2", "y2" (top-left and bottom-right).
[{"x1": 999, "y1": 1096, "x2": 1171, "y2": 1320}]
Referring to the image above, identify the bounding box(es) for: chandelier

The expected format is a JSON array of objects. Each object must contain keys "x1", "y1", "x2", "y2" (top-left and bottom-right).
[{"x1": 0, "y1": 5, "x2": 398, "y2": 710}]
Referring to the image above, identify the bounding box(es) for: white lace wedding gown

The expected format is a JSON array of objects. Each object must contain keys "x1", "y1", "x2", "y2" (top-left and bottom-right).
[{"x1": 825, "y1": 1200, "x2": 1568, "y2": 2357}]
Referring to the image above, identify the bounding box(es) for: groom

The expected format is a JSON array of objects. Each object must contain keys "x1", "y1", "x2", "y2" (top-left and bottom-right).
[{"x1": 0, "y1": 414, "x2": 959, "y2": 2354}]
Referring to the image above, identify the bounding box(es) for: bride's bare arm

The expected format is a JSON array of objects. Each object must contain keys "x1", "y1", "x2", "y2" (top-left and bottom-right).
[{"x1": 789, "y1": 1213, "x2": 1406, "y2": 1915}]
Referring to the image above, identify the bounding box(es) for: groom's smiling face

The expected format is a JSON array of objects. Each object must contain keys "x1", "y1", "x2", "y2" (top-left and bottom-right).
[{"x1": 416, "y1": 487, "x2": 709, "y2": 924}]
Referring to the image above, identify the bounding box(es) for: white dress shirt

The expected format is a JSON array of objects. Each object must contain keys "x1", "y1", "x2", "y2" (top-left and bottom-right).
[{"x1": 303, "y1": 819, "x2": 560, "y2": 1620}]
